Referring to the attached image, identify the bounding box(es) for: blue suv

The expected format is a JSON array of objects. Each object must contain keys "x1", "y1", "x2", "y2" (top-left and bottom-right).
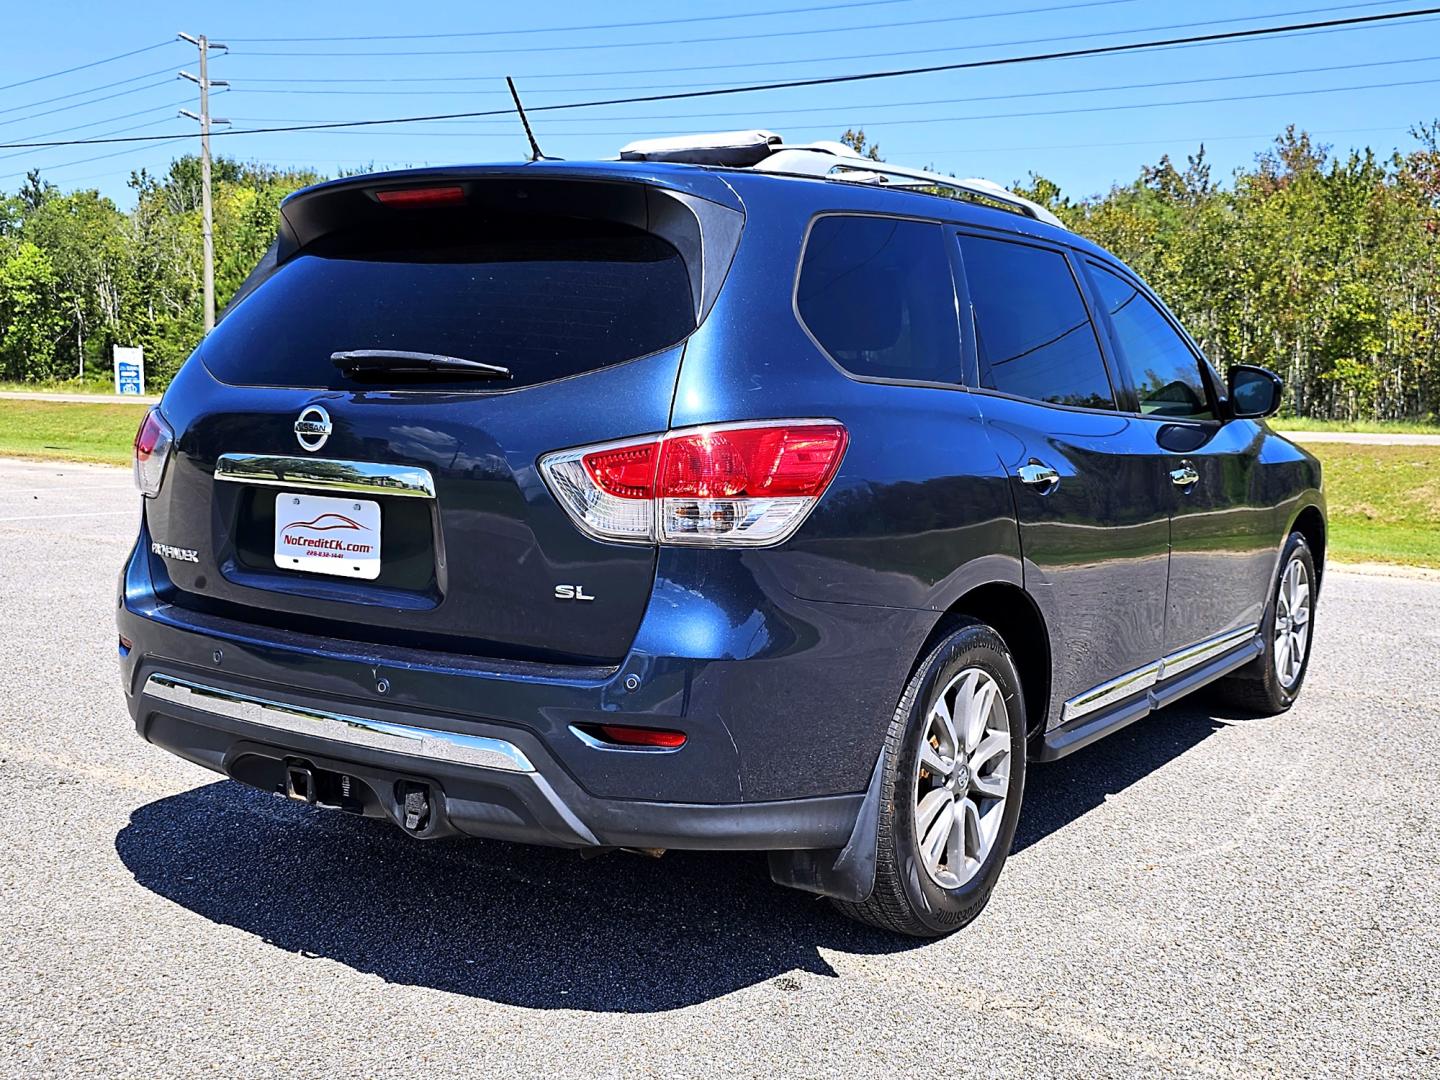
[{"x1": 118, "y1": 136, "x2": 1324, "y2": 936}]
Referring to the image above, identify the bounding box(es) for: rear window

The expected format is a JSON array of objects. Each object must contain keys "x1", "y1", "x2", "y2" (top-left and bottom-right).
[
  {"x1": 796, "y1": 215, "x2": 961, "y2": 384},
  {"x1": 203, "y1": 214, "x2": 697, "y2": 391}
]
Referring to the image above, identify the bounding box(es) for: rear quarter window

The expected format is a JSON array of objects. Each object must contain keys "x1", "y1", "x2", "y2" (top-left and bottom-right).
[
  {"x1": 202, "y1": 213, "x2": 697, "y2": 392},
  {"x1": 796, "y1": 215, "x2": 961, "y2": 384}
]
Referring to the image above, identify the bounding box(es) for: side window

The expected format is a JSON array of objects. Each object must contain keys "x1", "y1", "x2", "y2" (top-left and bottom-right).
[
  {"x1": 1088, "y1": 262, "x2": 1214, "y2": 420},
  {"x1": 958, "y1": 234, "x2": 1115, "y2": 410},
  {"x1": 797, "y1": 215, "x2": 961, "y2": 384}
]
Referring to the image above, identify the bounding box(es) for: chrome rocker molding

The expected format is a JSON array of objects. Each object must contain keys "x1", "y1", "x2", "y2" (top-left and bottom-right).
[
  {"x1": 214, "y1": 453, "x2": 437, "y2": 499},
  {"x1": 143, "y1": 674, "x2": 534, "y2": 773},
  {"x1": 1041, "y1": 625, "x2": 1261, "y2": 761}
]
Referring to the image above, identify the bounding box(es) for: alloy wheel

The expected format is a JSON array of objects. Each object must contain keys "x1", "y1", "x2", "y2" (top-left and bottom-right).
[
  {"x1": 1273, "y1": 557, "x2": 1312, "y2": 689},
  {"x1": 913, "y1": 667, "x2": 1012, "y2": 890}
]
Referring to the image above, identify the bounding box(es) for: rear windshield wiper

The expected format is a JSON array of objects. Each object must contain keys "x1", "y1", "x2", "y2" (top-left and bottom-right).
[{"x1": 331, "y1": 350, "x2": 512, "y2": 379}]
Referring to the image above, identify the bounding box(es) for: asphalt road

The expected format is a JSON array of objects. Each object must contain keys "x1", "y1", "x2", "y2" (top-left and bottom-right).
[{"x1": 1, "y1": 457, "x2": 1435, "y2": 1079}]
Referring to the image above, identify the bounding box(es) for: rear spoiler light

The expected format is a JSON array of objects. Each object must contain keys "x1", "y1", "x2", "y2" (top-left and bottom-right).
[{"x1": 540, "y1": 419, "x2": 847, "y2": 548}]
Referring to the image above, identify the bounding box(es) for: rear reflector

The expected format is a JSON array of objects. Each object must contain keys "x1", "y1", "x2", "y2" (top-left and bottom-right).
[
  {"x1": 591, "y1": 724, "x2": 687, "y2": 749},
  {"x1": 372, "y1": 185, "x2": 466, "y2": 207},
  {"x1": 540, "y1": 420, "x2": 847, "y2": 547}
]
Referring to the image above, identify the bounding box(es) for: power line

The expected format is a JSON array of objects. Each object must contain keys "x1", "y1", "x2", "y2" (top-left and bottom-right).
[
  {"x1": 3, "y1": 6, "x2": 1438, "y2": 150},
  {"x1": 0, "y1": 117, "x2": 182, "y2": 164},
  {"x1": 888, "y1": 124, "x2": 1422, "y2": 158},
  {"x1": 0, "y1": 79, "x2": 186, "y2": 130},
  {"x1": 225, "y1": 0, "x2": 925, "y2": 42},
  {"x1": 221, "y1": 67, "x2": 1440, "y2": 134},
  {"x1": 0, "y1": 66, "x2": 180, "y2": 119},
  {"x1": 225, "y1": 0, "x2": 1228, "y2": 58},
  {"x1": 217, "y1": 0, "x2": 1423, "y2": 84},
  {"x1": 224, "y1": 52, "x2": 1440, "y2": 116},
  {"x1": 2, "y1": 99, "x2": 195, "y2": 146},
  {"x1": 0, "y1": 40, "x2": 177, "y2": 94}
]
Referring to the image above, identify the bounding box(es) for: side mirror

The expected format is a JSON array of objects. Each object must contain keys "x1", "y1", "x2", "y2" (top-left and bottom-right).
[{"x1": 1227, "y1": 365, "x2": 1284, "y2": 419}]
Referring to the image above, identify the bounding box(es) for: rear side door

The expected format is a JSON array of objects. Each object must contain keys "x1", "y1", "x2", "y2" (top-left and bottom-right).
[
  {"x1": 955, "y1": 230, "x2": 1170, "y2": 732},
  {"x1": 1082, "y1": 259, "x2": 1275, "y2": 652}
]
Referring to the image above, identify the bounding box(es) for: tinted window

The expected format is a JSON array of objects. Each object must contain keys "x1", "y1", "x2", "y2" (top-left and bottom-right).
[
  {"x1": 1089, "y1": 263, "x2": 1213, "y2": 420},
  {"x1": 797, "y1": 215, "x2": 960, "y2": 383},
  {"x1": 203, "y1": 214, "x2": 696, "y2": 391},
  {"x1": 959, "y1": 235, "x2": 1114, "y2": 410}
]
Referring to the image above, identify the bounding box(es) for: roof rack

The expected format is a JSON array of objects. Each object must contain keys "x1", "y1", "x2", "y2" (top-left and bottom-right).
[{"x1": 616, "y1": 130, "x2": 1064, "y2": 230}]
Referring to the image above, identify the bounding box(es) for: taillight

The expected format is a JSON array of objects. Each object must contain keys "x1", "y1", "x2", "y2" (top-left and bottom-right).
[
  {"x1": 133, "y1": 407, "x2": 174, "y2": 498},
  {"x1": 540, "y1": 420, "x2": 848, "y2": 547}
]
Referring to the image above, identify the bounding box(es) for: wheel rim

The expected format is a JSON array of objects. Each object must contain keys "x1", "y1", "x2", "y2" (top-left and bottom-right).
[
  {"x1": 913, "y1": 667, "x2": 1012, "y2": 890},
  {"x1": 1273, "y1": 556, "x2": 1312, "y2": 689}
]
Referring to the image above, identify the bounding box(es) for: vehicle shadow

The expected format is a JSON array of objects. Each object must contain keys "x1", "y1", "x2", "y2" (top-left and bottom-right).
[
  {"x1": 115, "y1": 697, "x2": 1235, "y2": 1012},
  {"x1": 1015, "y1": 698, "x2": 1232, "y2": 853}
]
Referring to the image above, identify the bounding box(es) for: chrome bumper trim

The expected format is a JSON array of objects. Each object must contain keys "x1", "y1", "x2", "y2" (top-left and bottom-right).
[
  {"x1": 142, "y1": 674, "x2": 534, "y2": 773},
  {"x1": 1060, "y1": 623, "x2": 1259, "y2": 723},
  {"x1": 214, "y1": 453, "x2": 436, "y2": 499}
]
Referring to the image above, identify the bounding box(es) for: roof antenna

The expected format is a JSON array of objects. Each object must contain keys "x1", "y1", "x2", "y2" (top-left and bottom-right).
[{"x1": 506, "y1": 77, "x2": 553, "y2": 162}]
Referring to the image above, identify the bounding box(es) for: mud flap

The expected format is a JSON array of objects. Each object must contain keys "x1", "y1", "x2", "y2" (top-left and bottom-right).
[{"x1": 767, "y1": 748, "x2": 885, "y2": 903}]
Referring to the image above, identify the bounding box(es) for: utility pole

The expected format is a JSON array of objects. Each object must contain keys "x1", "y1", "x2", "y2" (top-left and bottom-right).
[{"x1": 178, "y1": 32, "x2": 228, "y2": 334}]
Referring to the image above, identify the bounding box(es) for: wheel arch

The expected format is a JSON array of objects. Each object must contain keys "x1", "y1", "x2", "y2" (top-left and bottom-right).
[
  {"x1": 1289, "y1": 502, "x2": 1327, "y2": 588},
  {"x1": 915, "y1": 582, "x2": 1052, "y2": 742}
]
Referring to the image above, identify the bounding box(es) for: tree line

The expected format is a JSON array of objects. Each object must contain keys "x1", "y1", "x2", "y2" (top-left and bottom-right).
[{"x1": 1, "y1": 124, "x2": 1437, "y2": 420}]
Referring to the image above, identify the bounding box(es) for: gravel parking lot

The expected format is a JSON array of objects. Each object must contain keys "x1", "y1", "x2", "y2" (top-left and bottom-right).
[{"x1": 0, "y1": 456, "x2": 1435, "y2": 1079}]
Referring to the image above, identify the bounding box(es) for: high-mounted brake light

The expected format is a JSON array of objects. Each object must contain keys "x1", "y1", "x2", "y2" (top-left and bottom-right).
[
  {"x1": 372, "y1": 185, "x2": 466, "y2": 207},
  {"x1": 540, "y1": 420, "x2": 847, "y2": 547},
  {"x1": 133, "y1": 407, "x2": 174, "y2": 498}
]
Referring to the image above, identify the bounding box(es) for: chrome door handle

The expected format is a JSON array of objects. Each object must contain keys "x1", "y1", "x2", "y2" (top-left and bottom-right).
[
  {"x1": 1170, "y1": 464, "x2": 1200, "y2": 488},
  {"x1": 1017, "y1": 462, "x2": 1060, "y2": 488}
]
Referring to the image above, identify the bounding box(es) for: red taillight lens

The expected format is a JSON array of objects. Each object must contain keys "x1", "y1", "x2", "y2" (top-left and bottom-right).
[
  {"x1": 594, "y1": 724, "x2": 687, "y2": 749},
  {"x1": 659, "y1": 424, "x2": 848, "y2": 499},
  {"x1": 373, "y1": 185, "x2": 466, "y2": 207},
  {"x1": 539, "y1": 420, "x2": 848, "y2": 547},
  {"x1": 583, "y1": 441, "x2": 658, "y2": 500},
  {"x1": 133, "y1": 407, "x2": 174, "y2": 497}
]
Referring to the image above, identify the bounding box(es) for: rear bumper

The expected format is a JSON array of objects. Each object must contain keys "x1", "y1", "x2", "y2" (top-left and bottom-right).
[
  {"x1": 118, "y1": 533, "x2": 936, "y2": 856},
  {"x1": 130, "y1": 671, "x2": 861, "y2": 850}
]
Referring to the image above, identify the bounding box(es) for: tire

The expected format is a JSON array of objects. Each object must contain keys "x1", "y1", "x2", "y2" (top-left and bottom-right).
[
  {"x1": 1213, "y1": 531, "x2": 1317, "y2": 716},
  {"x1": 832, "y1": 619, "x2": 1027, "y2": 938}
]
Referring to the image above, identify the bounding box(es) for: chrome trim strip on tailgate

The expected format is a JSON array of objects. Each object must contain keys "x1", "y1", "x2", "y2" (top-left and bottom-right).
[
  {"x1": 214, "y1": 453, "x2": 436, "y2": 499},
  {"x1": 143, "y1": 674, "x2": 533, "y2": 773}
]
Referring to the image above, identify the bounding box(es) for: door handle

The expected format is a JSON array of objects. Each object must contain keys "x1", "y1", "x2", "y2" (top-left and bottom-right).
[
  {"x1": 1017, "y1": 462, "x2": 1060, "y2": 488},
  {"x1": 1170, "y1": 464, "x2": 1200, "y2": 488}
]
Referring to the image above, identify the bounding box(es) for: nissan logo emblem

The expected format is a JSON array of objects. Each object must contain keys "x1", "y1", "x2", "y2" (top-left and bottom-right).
[{"x1": 294, "y1": 405, "x2": 332, "y2": 452}]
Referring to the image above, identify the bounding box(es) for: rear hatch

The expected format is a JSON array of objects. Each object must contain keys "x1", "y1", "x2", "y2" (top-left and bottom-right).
[{"x1": 144, "y1": 166, "x2": 743, "y2": 664}]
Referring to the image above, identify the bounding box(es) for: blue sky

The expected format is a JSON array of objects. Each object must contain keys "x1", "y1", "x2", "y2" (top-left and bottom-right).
[{"x1": 2, "y1": 0, "x2": 1438, "y2": 207}]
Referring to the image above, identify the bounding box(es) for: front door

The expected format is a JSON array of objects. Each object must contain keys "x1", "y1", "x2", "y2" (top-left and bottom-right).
[{"x1": 1081, "y1": 259, "x2": 1272, "y2": 655}]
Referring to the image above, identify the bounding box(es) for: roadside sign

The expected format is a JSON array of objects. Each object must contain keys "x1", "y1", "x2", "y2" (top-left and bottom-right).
[{"x1": 113, "y1": 346, "x2": 144, "y2": 396}]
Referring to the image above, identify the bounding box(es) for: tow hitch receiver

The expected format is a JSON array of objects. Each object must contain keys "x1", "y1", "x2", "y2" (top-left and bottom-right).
[
  {"x1": 280, "y1": 759, "x2": 363, "y2": 814},
  {"x1": 285, "y1": 763, "x2": 316, "y2": 804},
  {"x1": 398, "y1": 781, "x2": 432, "y2": 833}
]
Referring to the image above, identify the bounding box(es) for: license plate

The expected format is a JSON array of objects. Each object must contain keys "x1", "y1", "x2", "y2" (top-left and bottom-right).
[{"x1": 274, "y1": 492, "x2": 382, "y2": 580}]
